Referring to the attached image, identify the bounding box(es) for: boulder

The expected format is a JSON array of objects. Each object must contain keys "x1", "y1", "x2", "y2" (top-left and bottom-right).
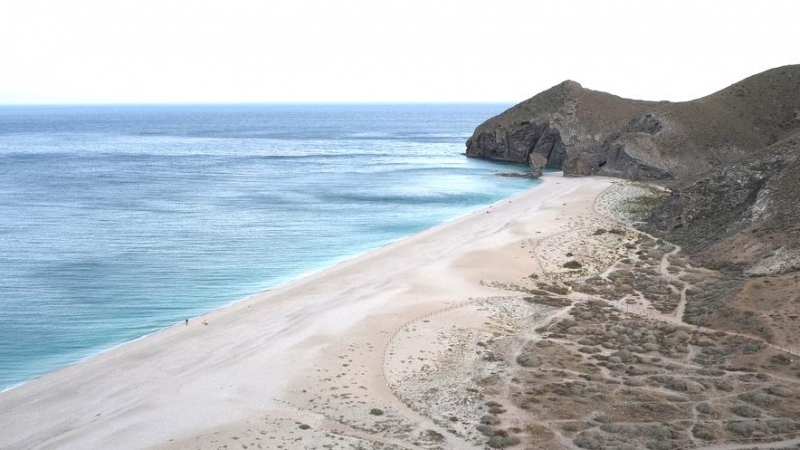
[
  {"x1": 529, "y1": 152, "x2": 548, "y2": 177},
  {"x1": 563, "y1": 153, "x2": 594, "y2": 177}
]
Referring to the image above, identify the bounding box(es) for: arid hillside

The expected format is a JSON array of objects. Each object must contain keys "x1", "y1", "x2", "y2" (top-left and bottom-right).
[{"x1": 466, "y1": 65, "x2": 800, "y2": 180}]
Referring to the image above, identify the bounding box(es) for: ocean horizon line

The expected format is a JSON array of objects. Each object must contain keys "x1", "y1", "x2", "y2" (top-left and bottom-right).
[{"x1": 0, "y1": 101, "x2": 515, "y2": 108}]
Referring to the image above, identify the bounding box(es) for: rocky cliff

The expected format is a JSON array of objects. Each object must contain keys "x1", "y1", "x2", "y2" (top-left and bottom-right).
[
  {"x1": 466, "y1": 65, "x2": 800, "y2": 180},
  {"x1": 650, "y1": 130, "x2": 800, "y2": 275}
]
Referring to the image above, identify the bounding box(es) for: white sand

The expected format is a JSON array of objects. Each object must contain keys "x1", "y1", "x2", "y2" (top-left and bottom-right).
[{"x1": 0, "y1": 173, "x2": 613, "y2": 450}]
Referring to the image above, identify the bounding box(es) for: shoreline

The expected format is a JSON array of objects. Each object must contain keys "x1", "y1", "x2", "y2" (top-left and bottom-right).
[
  {"x1": 0, "y1": 176, "x2": 540, "y2": 395},
  {"x1": 0, "y1": 173, "x2": 613, "y2": 450}
]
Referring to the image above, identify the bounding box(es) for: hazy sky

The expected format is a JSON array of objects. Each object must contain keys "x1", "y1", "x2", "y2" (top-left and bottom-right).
[{"x1": 1, "y1": 0, "x2": 798, "y2": 104}]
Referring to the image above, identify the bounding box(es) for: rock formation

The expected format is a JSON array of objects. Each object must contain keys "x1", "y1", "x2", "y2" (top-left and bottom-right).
[
  {"x1": 466, "y1": 65, "x2": 800, "y2": 180},
  {"x1": 468, "y1": 65, "x2": 800, "y2": 276},
  {"x1": 650, "y1": 130, "x2": 800, "y2": 275}
]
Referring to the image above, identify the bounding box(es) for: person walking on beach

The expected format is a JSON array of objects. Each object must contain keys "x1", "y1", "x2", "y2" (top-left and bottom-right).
[{"x1": 185, "y1": 319, "x2": 189, "y2": 326}]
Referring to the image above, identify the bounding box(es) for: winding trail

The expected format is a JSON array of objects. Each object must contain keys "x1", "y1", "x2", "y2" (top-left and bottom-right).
[
  {"x1": 591, "y1": 184, "x2": 800, "y2": 360},
  {"x1": 525, "y1": 181, "x2": 800, "y2": 450},
  {"x1": 377, "y1": 181, "x2": 800, "y2": 450},
  {"x1": 380, "y1": 299, "x2": 487, "y2": 449}
]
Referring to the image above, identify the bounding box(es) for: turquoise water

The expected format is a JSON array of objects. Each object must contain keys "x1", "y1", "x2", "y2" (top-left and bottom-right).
[{"x1": 0, "y1": 104, "x2": 535, "y2": 391}]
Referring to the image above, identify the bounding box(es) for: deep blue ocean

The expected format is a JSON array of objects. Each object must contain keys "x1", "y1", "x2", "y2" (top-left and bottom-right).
[{"x1": 0, "y1": 104, "x2": 534, "y2": 391}]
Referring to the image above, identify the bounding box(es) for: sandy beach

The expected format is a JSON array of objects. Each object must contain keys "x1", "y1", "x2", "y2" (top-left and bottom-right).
[{"x1": 0, "y1": 174, "x2": 612, "y2": 449}]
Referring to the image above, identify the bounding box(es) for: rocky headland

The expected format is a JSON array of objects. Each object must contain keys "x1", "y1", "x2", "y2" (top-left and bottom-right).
[{"x1": 466, "y1": 65, "x2": 800, "y2": 181}]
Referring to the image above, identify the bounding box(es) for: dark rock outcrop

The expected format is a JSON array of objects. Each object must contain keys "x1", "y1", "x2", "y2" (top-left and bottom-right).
[
  {"x1": 466, "y1": 80, "x2": 657, "y2": 177},
  {"x1": 649, "y1": 131, "x2": 800, "y2": 275},
  {"x1": 562, "y1": 152, "x2": 593, "y2": 177},
  {"x1": 466, "y1": 65, "x2": 800, "y2": 180}
]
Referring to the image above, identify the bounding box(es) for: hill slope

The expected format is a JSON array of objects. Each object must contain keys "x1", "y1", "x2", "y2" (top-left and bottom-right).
[
  {"x1": 466, "y1": 65, "x2": 800, "y2": 179},
  {"x1": 651, "y1": 130, "x2": 800, "y2": 275}
]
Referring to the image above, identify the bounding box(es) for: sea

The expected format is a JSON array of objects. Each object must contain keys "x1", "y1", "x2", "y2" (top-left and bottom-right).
[{"x1": 0, "y1": 104, "x2": 536, "y2": 392}]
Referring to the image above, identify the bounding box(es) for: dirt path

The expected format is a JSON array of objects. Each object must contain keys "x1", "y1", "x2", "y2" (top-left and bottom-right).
[
  {"x1": 577, "y1": 183, "x2": 800, "y2": 449},
  {"x1": 380, "y1": 299, "x2": 488, "y2": 449},
  {"x1": 591, "y1": 184, "x2": 800, "y2": 361}
]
